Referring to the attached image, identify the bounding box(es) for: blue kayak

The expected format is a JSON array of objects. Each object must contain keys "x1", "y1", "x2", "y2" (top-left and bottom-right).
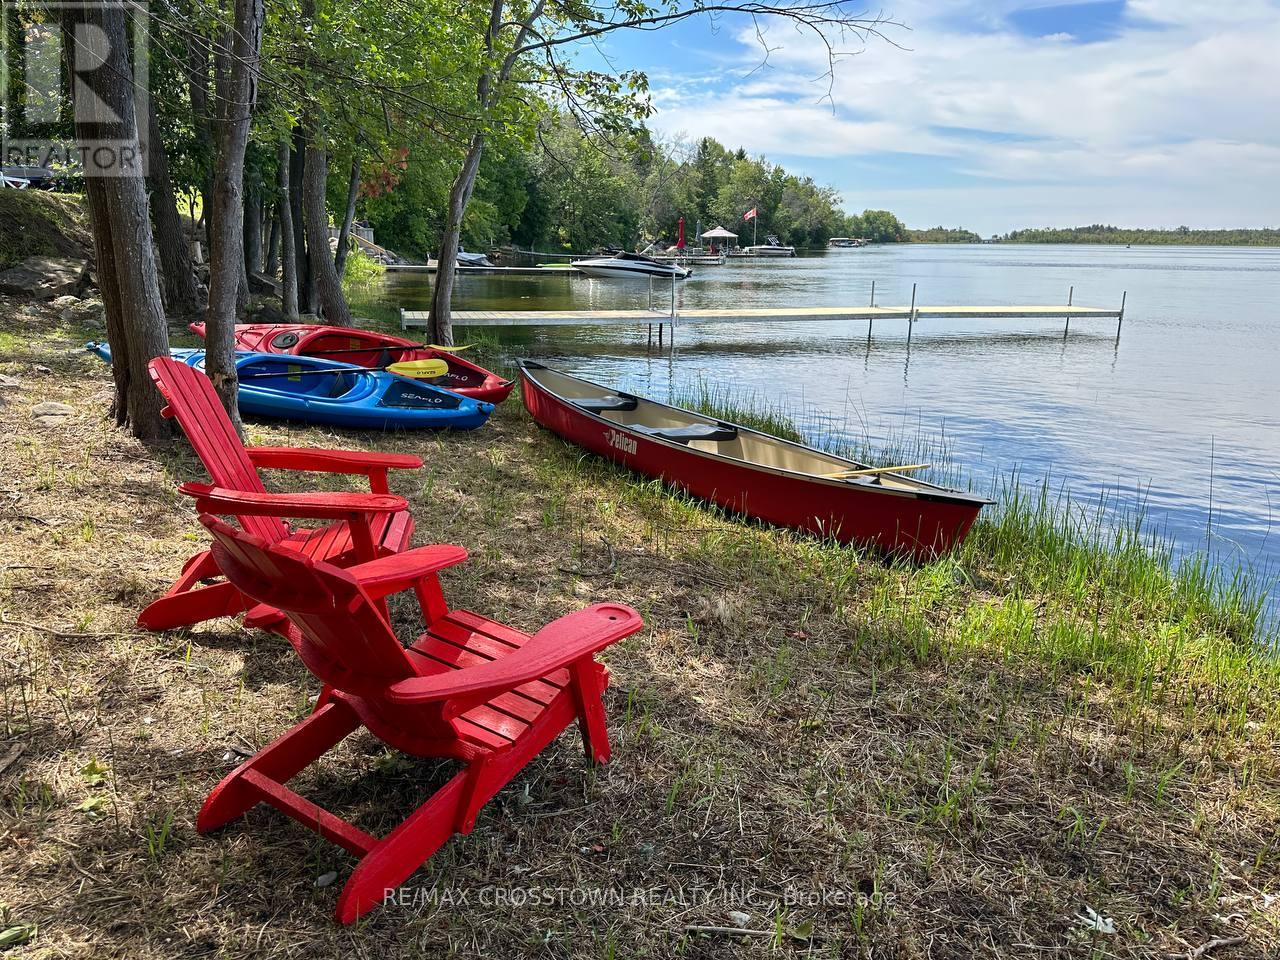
[{"x1": 87, "y1": 343, "x2": 495, "y2": 430}]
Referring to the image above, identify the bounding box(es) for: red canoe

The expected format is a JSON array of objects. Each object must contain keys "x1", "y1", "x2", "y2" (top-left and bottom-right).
[
  {"x1": 188, "y1": 322, "x2": 515, "y2": 404},
  {"x1": 519, "y1": 361, "x2": 991, "y2": 558}
]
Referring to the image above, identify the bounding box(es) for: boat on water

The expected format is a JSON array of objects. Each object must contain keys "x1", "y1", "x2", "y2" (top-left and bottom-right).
[
  {"x1": 188, "y1": 322, "x2": 514, "y2": 404},
  {"x1": 519, "y1": 361, "x2": 991, "y2": 557},
  {"x1": 571, "y1": 251, "x2": 692, "y2": 280},
  {"x1": 88, "y1": 343, "x2": 495, "y2": 430},
  {"x1": 456, "y1": 249, "x2": 493, "y2": 267},
  {"x1": 738, "y1": 235, "x2": 796, "y2": 257},
  {"x1": 828, "y1": 237, "x2": 867, "y2": 248}
]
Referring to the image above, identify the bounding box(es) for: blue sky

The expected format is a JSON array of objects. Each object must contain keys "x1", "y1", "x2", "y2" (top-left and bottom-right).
[{"x1": 582, "y1": 0, "x2": 1280, "y2": 234}]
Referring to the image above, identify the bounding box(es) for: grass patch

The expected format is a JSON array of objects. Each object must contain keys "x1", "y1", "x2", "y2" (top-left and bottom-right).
[
  {"x1": 673, "y1": 378, "x2": 806, "y2": 442},
  {"x1": 339, "y1": 248, "x2": 385, "y2": 294},
  {"x1": 2, "y1": 310, "x2": 1279, "y2": 957}
]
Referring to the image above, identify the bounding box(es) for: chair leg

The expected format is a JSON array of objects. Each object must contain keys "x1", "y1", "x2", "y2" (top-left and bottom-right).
[
  {"x1": 569, "y1": 658, "x2": 611, "y2": 765},
  {"x1": 138, "y1": 582, "x2": 249, "y2": 631},
  {"x1": 335, "y1": 770, "x2": 472, "y2": 925},
  {"x1": 197, "y1": 698, "x2": 360, "y2": 833},
  {"x1": 337, "y1": 699, "x2": 581, "y2": 923},
  {"x1": 137, "y1": 551, "x2": 249, "y2": 631}
]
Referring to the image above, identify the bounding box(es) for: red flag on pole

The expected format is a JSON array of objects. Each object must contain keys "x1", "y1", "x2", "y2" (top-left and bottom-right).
[
  {"x1": 677, "y1": 217, "x2": 685, "y2": 249},
  {"x1": 743, "y1": 207, "x2": 758, "y2": 221}
]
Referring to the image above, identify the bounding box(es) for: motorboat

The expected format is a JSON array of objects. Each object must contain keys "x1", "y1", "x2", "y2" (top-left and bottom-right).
[
  {"x1": 571, "y1": 251, "x2": 691, "y2": 280},
  {"x1": 739, "y1": 235, "x2": 796, "y2": 257},
  {"x1": 456, "y1": 249, "x2": 494, "y2": 267}
]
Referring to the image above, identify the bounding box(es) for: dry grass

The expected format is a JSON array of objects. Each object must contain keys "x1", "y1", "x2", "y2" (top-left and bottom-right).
[{"x1": 1, "y1": 303, "x2": 1278, "y2": 958}]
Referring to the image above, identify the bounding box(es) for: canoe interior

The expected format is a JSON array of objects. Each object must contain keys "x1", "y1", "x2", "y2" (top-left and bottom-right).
[{"x1": 526, "y1": 366, "x2": 932, "y2": 495}]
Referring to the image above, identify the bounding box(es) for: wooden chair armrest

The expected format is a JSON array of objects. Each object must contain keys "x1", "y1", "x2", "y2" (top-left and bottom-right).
[
  {"x1": 384, "y1": 604, "x2": 643, "y2": 705},
  {"x1": 179, "y1": 482, "x2": 407, "y2": 520},
  {"x1": 345, "y1": 545, "x2": 469, "y2": 598},
  {"x1": 246, "y1": 447, "x2": 423, "y2": 474}
]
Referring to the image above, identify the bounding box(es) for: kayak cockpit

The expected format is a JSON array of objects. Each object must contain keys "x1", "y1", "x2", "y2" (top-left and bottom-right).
[{"x1": 227, "y1": 357, "x2": 367, "y2": 400}]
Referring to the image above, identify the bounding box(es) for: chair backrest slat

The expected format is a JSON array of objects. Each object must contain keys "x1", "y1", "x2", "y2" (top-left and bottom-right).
[
  {"x1": 149, "y1": 358, "x2": 288, "y2": 543},
  {"x1": 201, "y1": 515, "x2": 421, "y2": 690}
]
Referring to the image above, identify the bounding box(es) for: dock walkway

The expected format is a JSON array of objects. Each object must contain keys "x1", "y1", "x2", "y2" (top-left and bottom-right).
[{"x1": 401, "y1": 293, "x2": 1126, "y2": 342}]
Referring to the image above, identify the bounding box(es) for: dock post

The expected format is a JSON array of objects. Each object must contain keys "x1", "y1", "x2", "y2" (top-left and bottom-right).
[
  {"x1": 658, "y1": 323, "x2": 664, "y2": 348},
  {"x1": 908, "y1": 282, "x2": 917, "y2": 344},
  {"x1": 867, "y1": 280, "x2": 876, "y2": 340},
  {"x1": 1064, "y1": 285, "x2": 1074, "y2": 338},
  {"x1": 647, "y1": 324, "x2": 653, "y2": 348},
  {"x1": 647, "y1": 276, "x2": 653, "y2": 311},
  {"x1": 1116, "y1": 290, "x2": 1126, "y2": 341}
]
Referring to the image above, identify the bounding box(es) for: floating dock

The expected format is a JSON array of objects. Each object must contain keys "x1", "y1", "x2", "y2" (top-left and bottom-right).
[
  {"x1": 385, "y1": 262, "x2": 581, "y2": 277},
  {"x1": 401, "y1": 285, "x2": 1127, "y2": 343}
]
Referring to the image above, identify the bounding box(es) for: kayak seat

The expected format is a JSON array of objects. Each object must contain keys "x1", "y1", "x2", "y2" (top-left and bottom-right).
[
  {"x1": 632, "y1": 423, "x2": 737, "y2": 444},
  {"x1": 576, "y1": 395, "x2": 638, "y2": 413}
]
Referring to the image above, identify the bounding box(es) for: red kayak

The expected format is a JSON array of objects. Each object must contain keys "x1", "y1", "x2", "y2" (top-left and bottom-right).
[
  {"x1": 519, "y1": 361, "x2": 991, "y2": 558},
  {"x1": 188, "y1": 322, "x2": 515, "y2": 404}
]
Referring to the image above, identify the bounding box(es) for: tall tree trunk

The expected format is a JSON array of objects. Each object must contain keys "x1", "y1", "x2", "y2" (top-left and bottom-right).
[
  {"x1": 66, "y1": 5, "x2": 170, "y2": 439},
  {"x1": 264, "y1": 205, "x2": 279, "y2": 277},
  {"x1": 237, "y1": 248, "x2": 250, "y2": 312},
  {"x1": 289, "y1": 130, "x2": 312, "y2": 312},
  {"x1": 146, "y1": 99, "x2": 201, "y2": 316},
  {"x1": 277, "y1": 141, "x2": 299, "y2": 319},
  {"x1": 303, "y1": 145, "x2": 354, "y2": 326},
  {"x1": 333, "y1": 154, "x2": 360, "y2": 277},
  {"x1": 205, "y1": 0, "x2": 264, "y2": 427},
  {"x1": 184, "y1": 32, "x2": 215, "y2": 250},
  {"x1": 428, "y1": 133, "x2": 485, "y2": 346},
  {"x1": 243, "y1": 179, "x2": 262, "y2": 275}
]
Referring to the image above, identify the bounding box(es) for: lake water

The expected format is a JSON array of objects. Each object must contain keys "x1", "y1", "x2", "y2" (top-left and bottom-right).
[{"x1": 353, "y1": 244, "x2": 1280, "y2": 605}]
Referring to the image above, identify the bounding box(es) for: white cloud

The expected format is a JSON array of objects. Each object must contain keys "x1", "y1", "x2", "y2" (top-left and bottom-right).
[{"x1": 634, "y1": 0, "x2": 1280, "y2": 231}]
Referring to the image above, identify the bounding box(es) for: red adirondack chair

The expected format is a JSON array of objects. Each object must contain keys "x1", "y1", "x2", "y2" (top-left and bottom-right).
[
  {"x1": 193, "y1": 512, "x2": 644, "y2": 923},
  {"x1": 140, "y1": 357, "x2": 423, "y2": 633}
]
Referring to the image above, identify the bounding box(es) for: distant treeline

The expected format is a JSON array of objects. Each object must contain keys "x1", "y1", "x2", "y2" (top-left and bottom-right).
[
  {"x1": 1001, "y1": 225, "x2": 1280, "y2": 245},
  {"x1": 905, "y1": 224, "x2": 1280, "y2": 245},
  {"x1": 906, "y1": 226, "x2": 982, "y2": 243}
]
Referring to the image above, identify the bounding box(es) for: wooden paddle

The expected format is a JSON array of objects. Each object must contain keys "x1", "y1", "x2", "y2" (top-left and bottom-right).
[
  {"x1": 240, "y1": 358, "x2": 450, "y2": 380},
  {"x1": 825, "y1": 462, "x2": 932, "y2": 479},
  {"x1": 306, "y1": 342, "x2": 473, "y2": 357}
]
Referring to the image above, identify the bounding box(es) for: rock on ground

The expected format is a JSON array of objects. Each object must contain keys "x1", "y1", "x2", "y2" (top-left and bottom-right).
[
  {"x1": 0, "y1": 256, "x2": 89, "y2": 300},
  {"x1": 30, "y1": 401, "x2": 75, "y2": 417}
]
